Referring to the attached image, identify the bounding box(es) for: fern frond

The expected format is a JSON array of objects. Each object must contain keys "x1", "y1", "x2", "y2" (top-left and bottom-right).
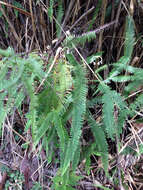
[
  {"x1": 26, "y1": 53, "x2": 45, "y2": 79},
  {"x1": 0, "y1": 59, "x2": 24, "y2": 91},
  {"x1": 111, "y1": 90, "x2": 128, "y2": 135},
  {"x1": 53, "y1": 58, "x2": 73, "y2": 100},
  {"x1": 64, "y1": 31, "x2": 96, "y2": 48},
  {"x1": 53, "y1": 110, "x2": 69, "y2": 152},
  {"x1": 88, "y1": 114, "x2": 108, "y2": 175},
  {"x1": 111, "y1": 75, "x2": 131, "y2": 83},
  {"x1": 42, "y1": 129, "x2": 56, "y2": 163},
  {"x1": 104, "y1": 56, "x2": 132, "y2": 84},
  {"x1": 102, "y1": 89, "x2": 115, "y2": 139},
  {"x1": 34, "y1": 112, "x2": 53, "y2": 146},
  {"x1": 48, "y1": 0, "x2": 54, "y2": 22},
  {"x1": 125, "y1": 68, "x2": 143, "y2": 94},
  {"x1": 14, "y1": 89, "x2": 25, "y2": 109},
  {"x1": 61, "y1": 55, "x2": 87, "y2": 175},
  {"x1": 99, "y1": 83, "x2": 127, "y2": 139},
  {"x1": 23, "y1": 74, "x2": 38, "y2": 141},
  {"x1": 124, "y1": 15, "x2": 135, "y2": 59},
  {"x1": 72, "y1": 143, "x2": 81, "y2": 171}
]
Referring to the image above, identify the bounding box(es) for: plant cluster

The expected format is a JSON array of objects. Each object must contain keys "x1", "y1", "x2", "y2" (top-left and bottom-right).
[{"x1": 0, "y1": 0, "x2": 143, "y2": 190}]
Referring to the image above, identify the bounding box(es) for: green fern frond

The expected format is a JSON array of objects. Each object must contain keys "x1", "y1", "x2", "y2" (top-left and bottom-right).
[
  {"x1": 124, "y1": 68, "x2": 143, "y2": 94},
  {"x1": 104, "y1": 57, "x2": 133, "y2": 84},
  {"x1": 80, "y1": 142, "x2": 96, "y2": 175},
  {"x1": 102, "y1": 89, "x2": 115, "y2": 139},
  {"x1": 111, "y1": 75, "x2": 131, "y2": 83},
  {"x1": 72, "y1": 143, "x2": 81, "y2": 171},
  {"x1": 14, "y1": 89, "x2": 25, "y2": 109},
  {"x1": 48, "y1": 0, "x2": 54, "y2": 22},
  {"x1": 34, "y1": 112, "x2": 53, "y2": 146},
  {"x1": 124, "y1": 15, "x2": 135, "y2": 59},
  {"x1": 52, "y1": 168, "x2": 81, "y2": 190},
  {"x1": 99, "y1": 83, "x2": 127, "y2": 139},
  {"x1": 37, "y1": 86, "x2": 59, "y2": 116},
  {"x1": 64, "y1": 31, "x2": 96, "y2": 48},
  {"x1": 53, "y1": 58, "x2": 73, "y2": 100},
  {"x1": 42, "y1": 129, "x2": 55, "y2": 163},
  {"x1": 23, "y1": 75, "x2": 38, "y2": 141},
  {"x1": 53, "y1": 110, "x2": 69, "y2": 152},
  {"x1": 61, "y1": 54, "x2": 87, "y2": 175},
  {"x1": 88, "y1": 114, "x2": 108, "y2": 175},
  {"x1": 0, "y1": 59, "x2": 24, "y2": 91},
  {"x1": 104, "y1": 15, "x2": 135, "y2": 85},
  {"x1": 112, "y1": 60, "x2": 137, "y2": 73},
  {"x1": 26, "y1": 52, "x2": 45, "y2": 79},
  {"x1": 111, "y1": 90, "x2": 128, "y2": 135}
]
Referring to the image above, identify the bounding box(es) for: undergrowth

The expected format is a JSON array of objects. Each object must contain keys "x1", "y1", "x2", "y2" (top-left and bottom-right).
[{"x1": 0, "y1": 5, "x2": 143, "y2": 189}]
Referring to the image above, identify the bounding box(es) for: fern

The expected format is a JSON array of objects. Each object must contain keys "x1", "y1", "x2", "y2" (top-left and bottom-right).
[
  {"x1": 64, "y1": 30, "x2": 96, "y2": 48},
  {"x1": 34, "y1": 55, "x2": 73, "y2": 152},
  {"x1": 34, "y1": 86, "x2": 69, "y2": 162},
  {"x1": 61, "y1": 53, "x2": 87, "y2": 175},
  {"x1": 124, "y1": 15, "x2": 135, "y2": 59},
  {"x1": 80, "y1": 142, "x2": 97, "y2": 175},
  {"x1": 88, "y1": 113, "x2": 108, "y2": 175},
  {"x1": 0, "y1": 13, "x2": 139, "y2": 189},
  {"x1": 42, "y1": 131, "x2": 55, "y2": 163},
  {"x1": 53, "y1": 110, "x2": 69, "y2": 153},
  {"x1": 34, "y1": 112, "x2": 53, "y2": 146},
  {"x1": 104, "y1": 15, "x2": 135, "y2": 85},
  {"x1": 111, "y1": 90, "x2": 128, "y2": 135},
  {"x1": 72, "y1": 143, "x2": 81, "y2": 171},
  {"x1": 0, "y1": 59, "x2": 24, "y2": 90},
  {"x1": 125, "y1": 68, "x2": 143, "y2": 94},
  {"x1": 52, "y1": 168, "x2": 81, "y2": 190},
  {"x1": 0, "y1": 48, "x2": 46, "y2": 143},
  {"x1": 52, "y1": 58, "x2": 73, "y2": 100},
  {"x1": 98, "y1": 84, "x2": 127, "y2": 139},
  {"x1": 101, "y1": 85, "x2": 115, "y2": 139},
  {"x1": 48, "y1": 0, "x2": 54, "y2": 22}
]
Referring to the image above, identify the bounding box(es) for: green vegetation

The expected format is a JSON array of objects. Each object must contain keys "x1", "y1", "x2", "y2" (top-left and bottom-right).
[{"x1": 0, "y1": 1, "x2": 143, "y2": 189}]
